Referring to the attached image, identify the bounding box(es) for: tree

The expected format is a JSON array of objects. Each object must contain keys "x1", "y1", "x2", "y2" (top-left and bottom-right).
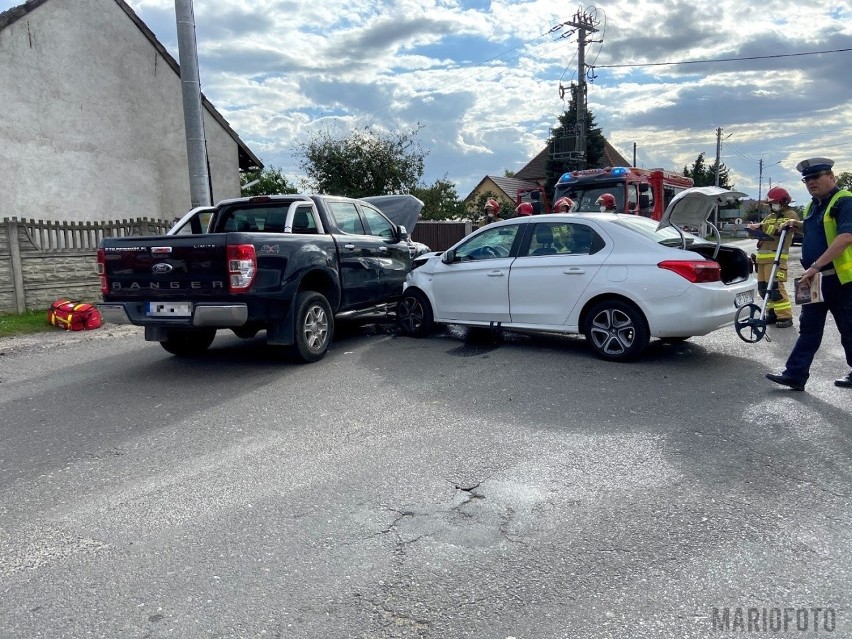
[
  {"x1": 836, "y1": 171, "x2": 852, "y2": 191},
  {"x1": 544, "y1": 83, "x2": 607, "y2": 199},
  {"x1": 410, "y1": 177, "x2": 467, "y2": 221},
  {"x1": 239, "y1": 166, "x2": 297, "y2": 197},
  {"x1": 296, "y1": 125, "x2": 427, "y2": 198},
  {"x1": 683, "y1": 152, "x2": 732, "y2": 188}
]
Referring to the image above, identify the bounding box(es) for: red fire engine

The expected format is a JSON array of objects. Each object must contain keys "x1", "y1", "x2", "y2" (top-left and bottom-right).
[{"x1": 553, "y1": 166, "x2": 694, "y2": 220}]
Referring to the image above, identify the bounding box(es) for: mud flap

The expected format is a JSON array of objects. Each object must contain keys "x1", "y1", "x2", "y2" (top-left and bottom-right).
[{"x1": 266, "y1": 303, "x2": 296, "y2": 345}]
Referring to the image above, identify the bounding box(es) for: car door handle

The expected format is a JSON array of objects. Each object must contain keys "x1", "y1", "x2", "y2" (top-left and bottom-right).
[
  {"x1": 378, "y1": 246, "x2": 388, "y2": 252},
  {"x1": 487, "y1": 271, "x2": 505, "y2": 277},
  {"x1": 344, "y1": 244, "x2": 356, "y2": 250},
  {"x1": 563, "y1": 267, "x2": 586, "y2": 274}
]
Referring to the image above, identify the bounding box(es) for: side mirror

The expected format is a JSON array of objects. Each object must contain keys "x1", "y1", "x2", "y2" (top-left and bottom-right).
[
  {"x1": 639, "y1": 195, "x2": 651, "y2": 209},
  {"x1": 397, "y1": 225, "x2": 409, "y2": 241},
  {"x1": 441, "y1": 249, "x2": 456, "y2": 264},
  {"x1": 638, "y1": 183, "x2": 650, "y2": 193},
  {"x1": 530, "y1": 190, "x2": 541, "y2": 201}
]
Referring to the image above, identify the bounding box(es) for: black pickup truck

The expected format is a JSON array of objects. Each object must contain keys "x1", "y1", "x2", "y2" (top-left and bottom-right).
[{"x1": 97, "y1": 194, "x2": 424, "y2": 362}]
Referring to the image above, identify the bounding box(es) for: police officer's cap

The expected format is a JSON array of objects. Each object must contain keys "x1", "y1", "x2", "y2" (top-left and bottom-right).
[{"x1": 796, "y1": 157, "x2": 834, "y2": 177}]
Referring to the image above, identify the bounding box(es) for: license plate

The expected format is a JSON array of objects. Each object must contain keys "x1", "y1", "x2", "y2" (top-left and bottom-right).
[
  {"x1": 147, "y1": 302, "x2": 192, "y2": 317},
  {"x1": 735, "y1": 291, "x2": 754, "y2": 307}
]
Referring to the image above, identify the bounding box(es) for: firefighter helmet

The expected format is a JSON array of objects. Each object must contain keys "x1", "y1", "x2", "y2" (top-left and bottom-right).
[
  {"x1": 553, "y1": 197, "x2": 574, "y2": 212},
  {"x1": 484, "y1": 198, "x2": 500, "y2": 211},
  {"x1": 515, "y1": 202, "x2": 534, "y2": 216},
  {"x1": 765, "y1": 187, "x2": 792, "y2": 206},
  {"x1": 595, "y1": 193, "x2": 616, "y2": 209}
]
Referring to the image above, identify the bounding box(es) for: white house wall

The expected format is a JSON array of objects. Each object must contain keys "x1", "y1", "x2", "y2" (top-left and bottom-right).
[{"x1": 0, "y1": 0, "x2": 243, "y2": 223}]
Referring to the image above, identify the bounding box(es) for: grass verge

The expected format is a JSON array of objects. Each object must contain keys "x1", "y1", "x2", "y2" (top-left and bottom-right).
[{"x1": 0, "y1": 309, "x2": 57, "y2": 338}]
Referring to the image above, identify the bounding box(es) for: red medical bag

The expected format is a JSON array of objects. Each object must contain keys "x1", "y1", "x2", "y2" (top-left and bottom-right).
[{"x1": 47, "y1": 299, "x2": 102, "y2": 331}]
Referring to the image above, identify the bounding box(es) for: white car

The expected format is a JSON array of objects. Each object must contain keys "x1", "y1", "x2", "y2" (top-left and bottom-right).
[{"x1": 397, "y1": 187, "x2": 757, "y2": 361}]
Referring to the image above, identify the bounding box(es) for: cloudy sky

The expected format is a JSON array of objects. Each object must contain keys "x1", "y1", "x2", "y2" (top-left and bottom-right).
[{"x1": 5, "y1": 0, "x2": 851, "y2": 205}]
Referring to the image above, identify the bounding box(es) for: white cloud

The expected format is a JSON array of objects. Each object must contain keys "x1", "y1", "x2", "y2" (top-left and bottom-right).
[{"x1": 2, "y1": 0, "x2": 850, "y2": 204}]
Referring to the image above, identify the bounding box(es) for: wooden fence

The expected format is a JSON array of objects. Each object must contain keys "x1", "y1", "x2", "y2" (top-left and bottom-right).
[
  {"x1": 411, "y1": 221, "x2": 472, "y2": 251},
  {"x1": 0, "y1": 217, "x2": 172, "y2": 315}
]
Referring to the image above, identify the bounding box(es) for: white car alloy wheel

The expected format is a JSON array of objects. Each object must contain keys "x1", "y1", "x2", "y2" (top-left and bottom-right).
[
  {"x1": 397, "y1": 289, "x2": 434, "y2": 337},
  {"x1": 584, "y1": 300, "x2": 649, "y2": 361}
]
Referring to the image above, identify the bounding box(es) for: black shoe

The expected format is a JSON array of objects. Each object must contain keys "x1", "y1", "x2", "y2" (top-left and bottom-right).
[
  {"x1": 765, "y1": 372, "x2": 806, "y2": 391},
  {"x1": 775, "y1": 319, "x2": 794, "y2": 328},
  {"x1": 765, "y1": 314, "x2": 778, "y2": 325},
  {"x1": 835, "y1": 372, "x2": 852, "y2": 388}
]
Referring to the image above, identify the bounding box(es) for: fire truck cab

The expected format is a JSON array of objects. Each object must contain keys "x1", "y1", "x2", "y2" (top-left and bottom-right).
[{"x1": 554, "y1": 167, "x2": 694, "y2": 221}]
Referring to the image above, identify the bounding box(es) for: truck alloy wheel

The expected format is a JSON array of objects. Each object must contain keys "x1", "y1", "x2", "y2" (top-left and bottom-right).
[{"x1": 292, "y1": 291, "x2": 333, "y2": 363}]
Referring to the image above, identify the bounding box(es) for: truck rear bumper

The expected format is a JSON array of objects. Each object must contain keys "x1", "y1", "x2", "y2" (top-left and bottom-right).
[{"x1": 97, "y1": 303, "x2": 249, "y2": 327}]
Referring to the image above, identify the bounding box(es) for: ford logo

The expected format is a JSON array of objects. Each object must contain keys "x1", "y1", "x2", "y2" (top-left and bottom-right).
[{"x1": 152, "y1": 263, "x2": 174, "y2": 274}]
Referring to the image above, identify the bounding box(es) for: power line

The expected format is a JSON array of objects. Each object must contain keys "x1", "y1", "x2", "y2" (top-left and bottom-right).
[{"x1": 593, "y1": 48, "x2": 852, "y2": 69}]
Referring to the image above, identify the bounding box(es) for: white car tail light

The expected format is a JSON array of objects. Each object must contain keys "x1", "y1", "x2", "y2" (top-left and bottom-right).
[
  {"x1": 227, "y1": 244, "x2": 257, "y2": 292},
  {"x1": 658, "y1": 260, "x2": 720, "y2": 283}
]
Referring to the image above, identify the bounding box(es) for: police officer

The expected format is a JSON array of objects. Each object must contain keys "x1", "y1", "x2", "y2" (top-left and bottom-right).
[
  {"x1": 766, "y1": 157, "x2": 852, "y2": 390},
  {"x1": 747, "y1": 187, "x2": 799, "y2": 327}
]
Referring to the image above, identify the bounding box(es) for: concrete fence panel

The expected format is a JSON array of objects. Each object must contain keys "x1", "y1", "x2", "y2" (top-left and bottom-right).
[{"x1": 0, "y1": 217, "x2": 172, "y2": 314}]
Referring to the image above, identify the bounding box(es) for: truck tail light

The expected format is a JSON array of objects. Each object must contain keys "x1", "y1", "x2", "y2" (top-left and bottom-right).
[
  {"x1": 227, "y1": 244, "x2": 257, "y2": 293},
  {"x1": 658, "y1": 260, "x2": 720, "y2": 283},
  {"x1": 97, "y1": 247, "x2": 107, "y2": 294}
]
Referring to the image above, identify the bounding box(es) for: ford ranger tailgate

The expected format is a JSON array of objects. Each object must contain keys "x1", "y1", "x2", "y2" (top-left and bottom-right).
[{"x1": 101, "y1": 235, "x2": 229, "y2": 301}]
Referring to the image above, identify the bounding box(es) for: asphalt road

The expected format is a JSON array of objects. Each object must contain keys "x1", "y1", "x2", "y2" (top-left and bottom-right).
[{"x1": 1, "y1": 250, "x2": 850, "y2": 639}]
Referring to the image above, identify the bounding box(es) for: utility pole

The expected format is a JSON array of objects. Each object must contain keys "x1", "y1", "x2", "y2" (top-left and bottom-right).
[
  {"x1": 758, "y1": 158, "x2": 764, "y2": 204},
  {"x1": 633, "y1": 142, "x2": 637, "y2": 167},
  {"x1": 713, "y1": 127, "x2": 723, "y2": 228},
  {"x1": 175, "y1": 0, "x2": 212, "y2": 208},
  {"x1": 565, "y1": 8, "x2": 599, "y2": 170}
]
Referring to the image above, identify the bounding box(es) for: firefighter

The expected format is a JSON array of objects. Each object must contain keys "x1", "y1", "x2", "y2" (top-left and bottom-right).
[
  {"x1": 747, "y1": 186, "x2": 799, "y2": 327},
  {"x1": 595, "y1": 193, "x2": 617, "y2": 212},
  {"x1": 483, "y1": 198, "x2": 501, "y2": 226},
  {"x1": 550, "y1": 197, "x2": 575, "y2": 252},
  {"x1": 552, "y1": 197, "x2": 575, "y2": 213},
  {"x1": 515, "y1": 202, "x2": 534, "y2": 217}
]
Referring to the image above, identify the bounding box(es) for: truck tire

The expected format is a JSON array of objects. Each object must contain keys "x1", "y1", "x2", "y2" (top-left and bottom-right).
[
  {"x1": 291, "y1": 291, "x2": 333, "y2": 363},
  {"x1": 160, "y1": 328, "x2": 217, "y2": 356}
]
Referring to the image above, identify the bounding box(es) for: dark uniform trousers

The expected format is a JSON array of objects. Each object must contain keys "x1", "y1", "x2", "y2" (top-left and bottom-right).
[{"x1": 784, "y1": 274, "x2": 852, "y2": 382}]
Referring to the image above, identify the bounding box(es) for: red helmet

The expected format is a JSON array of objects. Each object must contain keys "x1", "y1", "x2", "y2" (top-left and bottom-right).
[
  {"x1": 595, "y1": 193, "x2": 616, "y2": 209},
  {"x1": 484, "y1": 198, "x2": 500, "y2": 212},
  {"x1": 553, "y1": 197, "x2": 574, "y2": 212},
  {"x1": 515, "y1": 202, "x2": 534, "y2": 216},
  {"x1": 766, "y1": 187, "x2": 792, "y2": 206}
]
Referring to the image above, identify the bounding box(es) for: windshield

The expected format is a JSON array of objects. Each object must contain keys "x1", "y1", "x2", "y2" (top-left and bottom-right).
[
  {"x1": 610, "y1": 215, "x2": 703, "y2": 246},
  {"x1": 556, "y1": 183, "x2": 625, "y2": 212}
]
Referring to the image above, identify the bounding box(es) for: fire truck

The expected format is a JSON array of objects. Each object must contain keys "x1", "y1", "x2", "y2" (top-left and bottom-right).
[{"x1": 553, "y1": 166, "x2": 694, "y2": 220}]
